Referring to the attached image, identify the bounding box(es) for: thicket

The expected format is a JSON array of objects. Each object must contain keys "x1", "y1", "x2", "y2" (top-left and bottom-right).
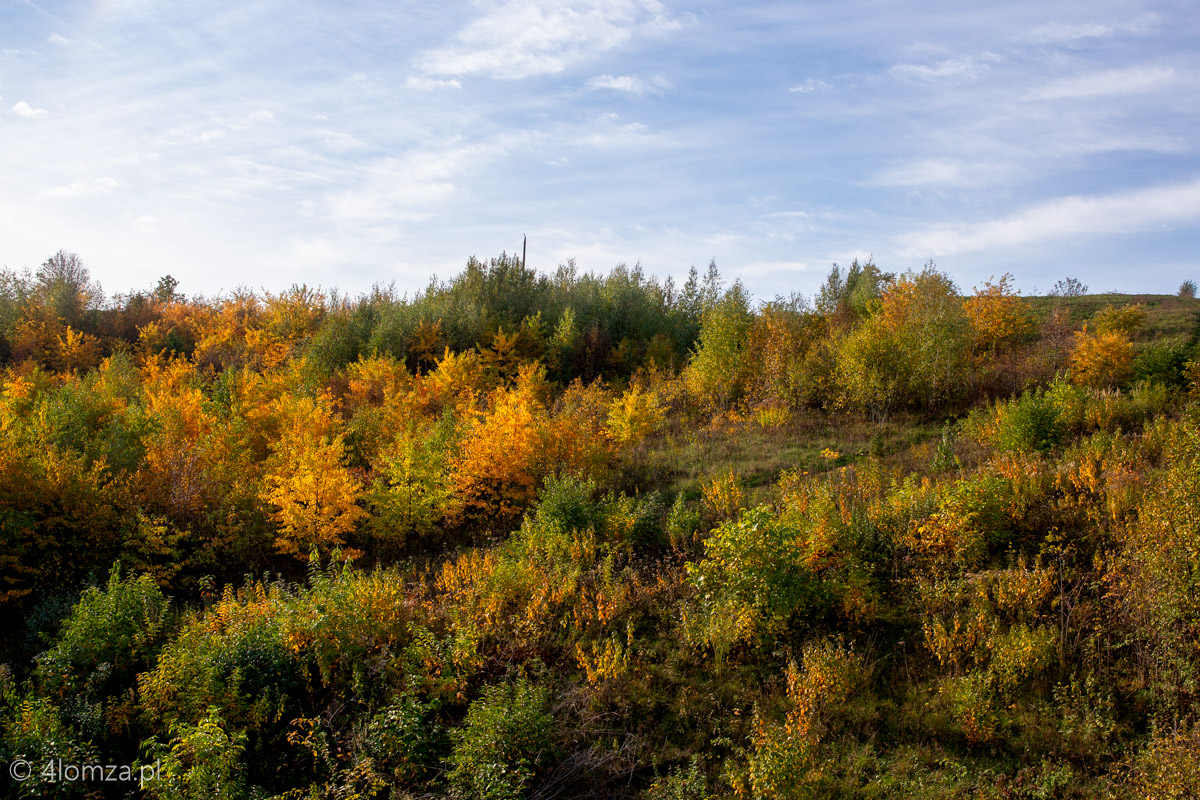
[{"x1": 1, "y1": 251, "x2": 1200, "y2": 798}]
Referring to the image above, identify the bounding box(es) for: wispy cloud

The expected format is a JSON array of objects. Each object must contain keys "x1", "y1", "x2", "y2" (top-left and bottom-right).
[
  {"x1": 1026, "y1": 65, "x2": 1177, "y2": 100},
  {"x1": 41, "y1": 177, "x2": 119, "y2": 199},
  {"x1": 1020, "y1": 13, "x2": 1158, "y2": 44},
  {"x1": 586, "y1": 73, "x2": 671, "y2": 95},
  {"x1": 890, "y1": 55, "x2": 999, "y2": 83},
  {"x1": 574, "y1": 112, "x2": 673, "y2": 149},
  {"x1": 874, "y1": 159, "x2": 970, "y2": 187},
  {"x1": 12, "y1": 100, "x2": 47, "y2": 118},
  {"x1": 788, "y1": 79, "x2": 828, "y2": 94},
  {"x1": 415, "y1": 0, "x2": 687, "y2": 81},
  {"x1": 898, "y1": 178, "x2": 1200, "y2": 258},
  {"x1": 403, "y1": 76, "x2": 462, "y2": 91}
]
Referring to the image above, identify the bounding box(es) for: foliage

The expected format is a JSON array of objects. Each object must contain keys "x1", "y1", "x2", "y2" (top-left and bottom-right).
[
  {"x1": 3, "y1": 251, "x2": 1200, "y2": 799},
  {"x1": 685, "y1": 281, "x2": 752, "y2": 409},
  {"x1": 447, "y1": 675, "x2": 555, "y2": 800},
  {"x1": 35, "y1": 563, "x2": 168, "y2": 702}
]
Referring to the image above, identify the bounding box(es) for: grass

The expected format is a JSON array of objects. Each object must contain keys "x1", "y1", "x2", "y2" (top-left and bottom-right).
[
  {"x1": 1023, "y1": 294, "x2": 1200, "y2": 343},
  {"x1": 642, "y1": 409, "x2": 944, "y2": 506}
]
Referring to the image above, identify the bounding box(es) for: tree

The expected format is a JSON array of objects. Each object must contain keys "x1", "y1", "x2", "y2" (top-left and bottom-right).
[
  {"x1": 154, "y1": 274, "x2": 184, "y2": 303},
  {"x1": 35, "y1": 250, "x2": 103, "y2": 330},
  {"x1": 1049, "y1": 277, "x2": 1088, "y2": 297},
  {"x1": 260, "y1": 395, "x2": 366, "y2": 557},
  {"x1": 835, "y1": 267, "x2": 970, "y2": 417},
  {"x1": 684, "y1": 281, "x2": 752, "y2": 409},
  {"x1": 964, "y1": 273, "x2": 1034, "y2": 356},
  {"x1": 1070, "y1": 304, "x2": 1143, "y2": 389}
]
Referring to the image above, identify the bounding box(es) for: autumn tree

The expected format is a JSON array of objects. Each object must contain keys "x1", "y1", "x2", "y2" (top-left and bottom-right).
[
  {"x1": 684, "y1": 281, "x2": 752, "y2": 409},
  {"x1": 835, "y1": 267, "x2": 970, "y2": 418},
  {"x1": 1070, "y1": 304, "x2": 1143, "y2": 389},
  {"x1": 260, "y1": 394, "x2": 366, "y2": 557},
  {"x1": 964, "y1": 273, "x2": 1034, "y2": 356}
]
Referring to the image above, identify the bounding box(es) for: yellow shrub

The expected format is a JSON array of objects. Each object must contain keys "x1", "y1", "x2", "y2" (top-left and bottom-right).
[
  {"x1": 702, "y1": 471, "x2": 744, "y2": 522},
  {"x1": 606, "y1": 384, "x2": 665, "y2": 447}
]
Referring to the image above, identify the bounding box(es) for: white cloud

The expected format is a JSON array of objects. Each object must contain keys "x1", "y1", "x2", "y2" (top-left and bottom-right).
[
  {"x1": 872, "y1": 158, "x2": 1014, "y2": 188},
  {"x1": 788, "y1": 79, "x2": 827, "y2": 94},
  {"x1": 47, "y1": 33, "x2": 70, "y2": 46},
  {"x1": 1023, "y1": 22, "x2": 1113, "y2": 44},
  {"x1": 134, "y1": 215, "x2": 158, "y2": 233},
  {"x1": 415, "y1": 0, "x2": 687, "y2": 81},
  {"x1": 890, "y1": 57, "x2": 991, "y2": 83},
  {"x1": 897, "y1": 178, "x2": 1200, "y2": 258},
  {"x1": 12, "y1": 100, "x2": 47, "y2": 119},
  {"x1": 403, "y1": 76, "x2": 463, "y2": 91},
  {"x1": 875, "y1": 159, "x2": 966, "y2": 187},
  {"x1": 586, "y1": 73, "x2": 670, "y2": 95},
  {"x1": 575, "y1": 112, "x2": 671, "y2": 149},
  {"x1": 1021, "y1": 14, "x2": 1158, "y2": 44},
  {"x1": 738, "y1": 259, "x2": 812, "y2": 278},
  {"x1": 41, "y1": 177, "x2": 120, "y2": 199},
  {"x1": 1027, "y1": 65, "x2": 1177, "y2": 100},
  {"x1": 326, "y1": 137, "x2": 528, "y2": 226}
]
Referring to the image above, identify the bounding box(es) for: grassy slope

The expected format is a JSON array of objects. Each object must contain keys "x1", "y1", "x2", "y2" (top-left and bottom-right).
[{"x1": 1023, "y1": 293, "x2": 1200, "y2": 342}]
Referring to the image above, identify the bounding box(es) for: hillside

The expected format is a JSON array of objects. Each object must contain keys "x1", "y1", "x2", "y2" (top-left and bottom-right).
[{"x1": 1, "y1": 254, "x2": 1200, "y2": 799}]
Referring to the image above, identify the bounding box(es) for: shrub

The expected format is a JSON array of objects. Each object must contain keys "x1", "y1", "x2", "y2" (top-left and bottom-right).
[
  {"x1": 1049, "y1": 278, "x2": 1088, "y2": 297},
  {"x1": 685, "y1": 507, "x2": 822, "y2": 653},
  {"x1": 988, "y1": 389, "x2": 1064, "y2": 453},
  {"x1": 362, "y1": 691, "x2": 444, "y2": 786},
  {"x1": 1134, "y1": 339, "x2": 1193, "y2": 387},
  {"x1": 1179, "y1": 279, "x2": 1197, "y2": 299},
  {"x1": 36, "y1": 563, "x2": 168, "y2": 701},
  {"x1": 646, "y1": 756, "x2": 707, "y2": 800},
  {"x1": 744, "y1": 639, "x2": 866, "y2": 798},
  {"x1": 448, "y1": 675, "x2": 555, "y2": 800},
  {"x1": 143, "y1": 707, "x2": 248, "y2": 800}
]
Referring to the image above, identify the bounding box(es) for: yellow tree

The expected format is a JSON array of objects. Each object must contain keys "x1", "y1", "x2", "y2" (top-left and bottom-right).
[
  {"x1": 369, "y1": 417, "x2": 460, "y2": 549},
  {"x1": 451, "y1": 364, "x2": 550, "y2": 522},
  {"x1": 964, "y1": 273, "x2": 1033, "y2": 356},
  {"x1": 1070, "y1": 304, "x2": 1143, "y2": 389},
  {"x1": 260, "y1": 395, "x2": 365, "y2": 557}
]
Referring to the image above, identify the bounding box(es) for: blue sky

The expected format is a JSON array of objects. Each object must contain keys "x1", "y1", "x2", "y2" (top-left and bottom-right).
[{"x1": 2, "y1": 0, "x2": 1198, "y2": 299}]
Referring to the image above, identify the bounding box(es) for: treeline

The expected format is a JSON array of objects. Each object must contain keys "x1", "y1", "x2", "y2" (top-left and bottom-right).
[
  {"x1": 0, "y1": 251, "x2": 709, "y2": 382},
  {"x1": 1, "y1": 250, "x2": 1200, "y2": 798}
]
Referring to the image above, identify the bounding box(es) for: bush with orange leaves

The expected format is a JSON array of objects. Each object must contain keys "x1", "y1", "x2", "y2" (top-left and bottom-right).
[
  {"x1": 451, "y1": 364, "x2": 552, "y2": 524},
  {"x1": 964, "y1": 273, "x2": 1034, "y2": 356},
  {"x1": 259, "y1": 393, "x2": 366, "y2": 558},
  {"x1": 1070, "y1": 303, "x2": 1143, "y2": 389},
  {"x1": 734, "y1": 638, "x2": 866, "y2": 799},
  {"x1": 453, "y1": 365, "x2": 619, "y2": 525},
  {"x1": 545, "y1": 377, "x2": 614, "y2": 481}
]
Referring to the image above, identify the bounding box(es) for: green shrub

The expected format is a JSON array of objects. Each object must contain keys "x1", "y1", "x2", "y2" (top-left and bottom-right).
[
  {"x1": 363, "y1": 691, "x2": 444, "y2": 786},
  {"x1": 989, "y1": 389, "x2": 1064, "y2": 453},
  {"x1": 665, "y1": 493, "x2": 702, "y2": 549},
  {"x1": 448, "y1": 675, "x2": 555, "y2": 800},
  {"x1": 143, "y1": 707, "x2": 247, "y2": 800},
  {"x1": 646, "y1": 756, "x2": 707, "y2": 800},
  {"x1": 533, "y1": 474, "x2": 600, "y2": 535},
  {"x1": 1135, "y1": 339, "x2": 1193, "y2": 387},
  {"x1": 35, "y1": 563, "x2": 168, "y2": 701}
]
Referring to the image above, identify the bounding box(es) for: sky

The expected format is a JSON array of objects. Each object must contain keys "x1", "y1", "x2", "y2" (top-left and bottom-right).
[{"x1": 2, "y1": 0, "x2": 1199, "y2": 300}]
